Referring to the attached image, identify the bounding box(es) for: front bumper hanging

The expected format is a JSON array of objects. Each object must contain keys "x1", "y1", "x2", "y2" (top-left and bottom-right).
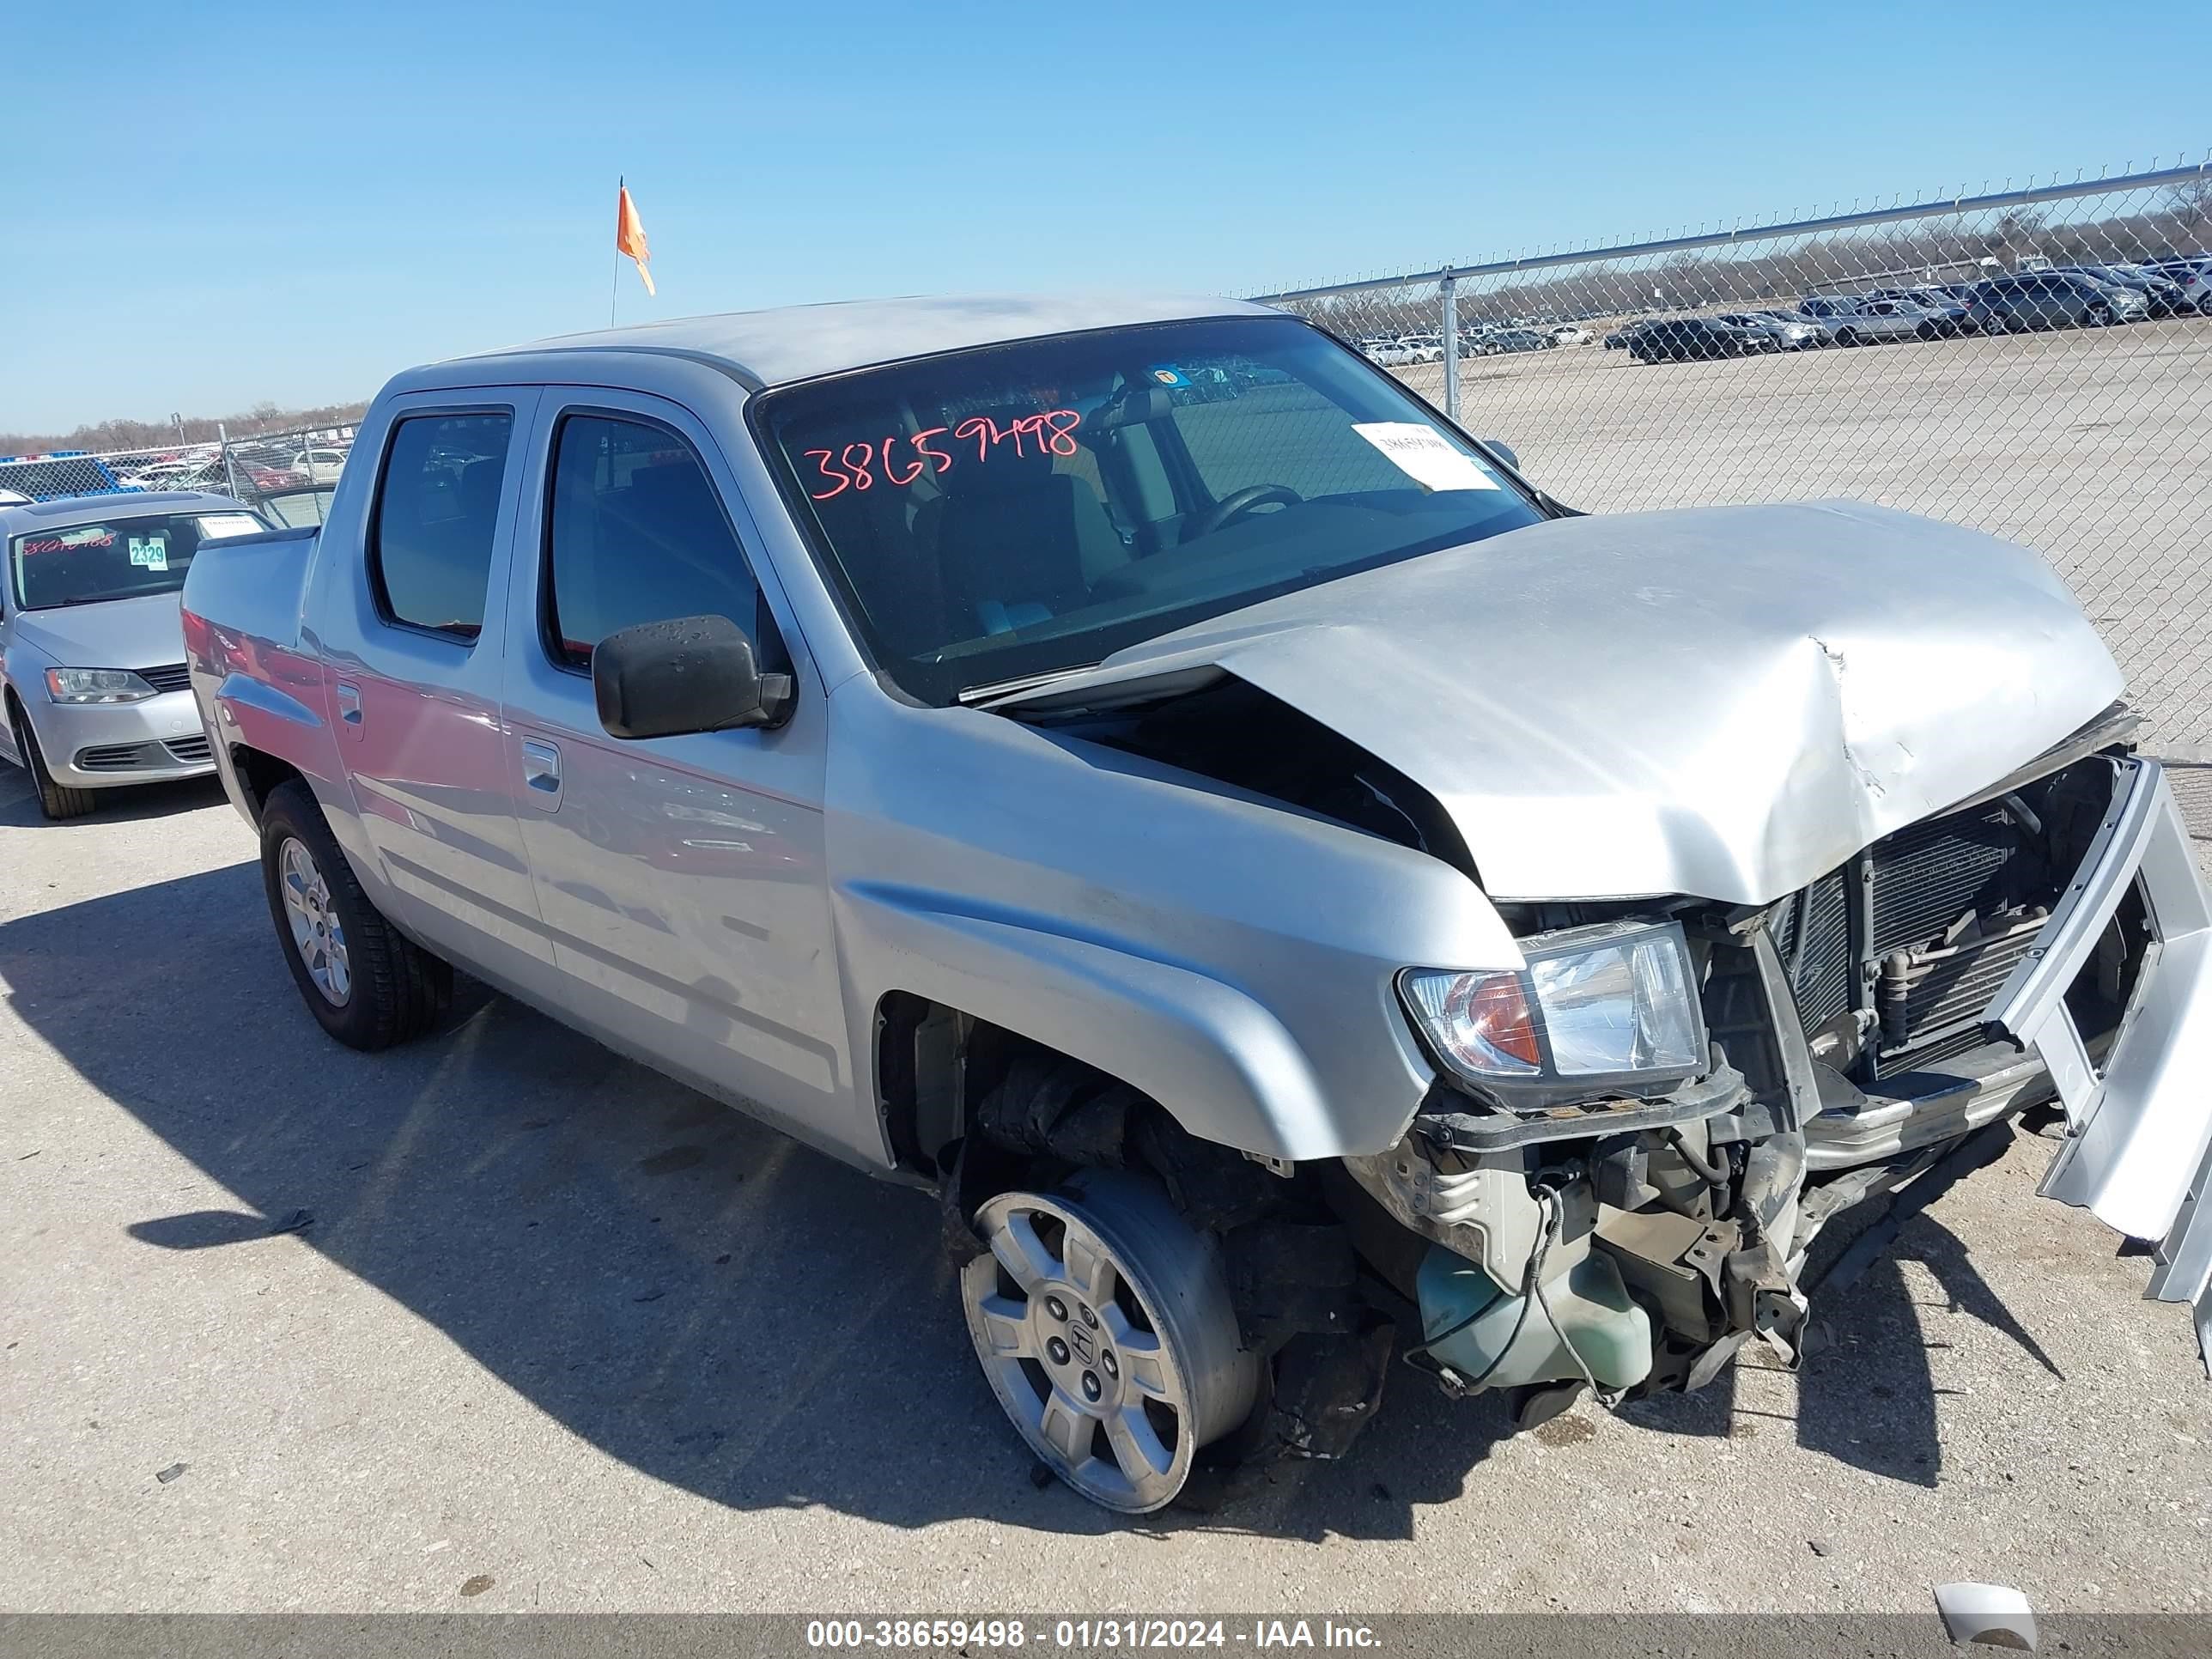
[{"x1": 1984, "y1": 757, "x2": 2212, "y2": 1375}]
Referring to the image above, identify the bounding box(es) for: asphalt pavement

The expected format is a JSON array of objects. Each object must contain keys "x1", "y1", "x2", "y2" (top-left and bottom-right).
[{"x1": 2, "y1": 761, "x2": 2209, "y2": 1616}]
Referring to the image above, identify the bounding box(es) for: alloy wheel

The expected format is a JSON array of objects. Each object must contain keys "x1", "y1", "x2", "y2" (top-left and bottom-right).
[
  {"x1": 962, "y1": 1177, "x2": 1256, "y2": 1513},
  {"x1": 278, "y1": 836, "x2": 352, "y2": 1005}
]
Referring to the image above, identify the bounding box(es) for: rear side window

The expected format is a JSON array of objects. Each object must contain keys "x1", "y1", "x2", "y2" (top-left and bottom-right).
[
  {"x1": 542, "y1": 413, "x2": 762, "y2": 671},
  {"x1": 368, "y1": 412, "x2": 514, "y2": 639}
]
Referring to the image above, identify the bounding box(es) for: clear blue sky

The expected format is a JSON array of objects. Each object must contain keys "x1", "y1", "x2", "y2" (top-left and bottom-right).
[{"x1": 5, "y1": 0, "x2": 2207, "y2": 433}]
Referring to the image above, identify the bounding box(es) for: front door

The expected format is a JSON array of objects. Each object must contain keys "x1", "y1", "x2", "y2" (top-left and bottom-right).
[
  {"x1": 498, "y1": 392, "x2": 857, "y2": 1158},
  {"x1": 314, "y1": 391, "x2": 556, "y2": 993}
]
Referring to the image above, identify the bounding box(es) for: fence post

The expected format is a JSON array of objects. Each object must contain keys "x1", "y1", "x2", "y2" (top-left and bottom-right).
[
  {"x1": 217, "y1": 423, "x2": 243, "y2": 503},
  {"x1": 1439, "y1": 270, "x2": 1460, "y2": 422}
]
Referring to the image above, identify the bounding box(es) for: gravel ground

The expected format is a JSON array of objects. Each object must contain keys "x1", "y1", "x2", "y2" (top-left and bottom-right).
[{"x1": 2, "y1": 763, "x2": 2208, "y2": 1616}]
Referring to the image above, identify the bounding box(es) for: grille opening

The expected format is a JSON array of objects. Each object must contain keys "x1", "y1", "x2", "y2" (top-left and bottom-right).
[
  {"x1": 75, "y1": 742, "x2": 166, "y2": 771},
  {"x1": 72, "y1": 738, "x2": 208, "y2": 773},
  {"x1": 1775, "y1": 755, "x2": 2138, "y2": 1091}
]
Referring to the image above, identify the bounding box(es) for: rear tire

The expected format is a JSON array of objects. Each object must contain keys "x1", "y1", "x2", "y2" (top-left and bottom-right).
[
  {"x1": 1834, "y1": 328, "x2": 1861, "y2": 348},
  {"x1": 12, "y1": 706, "x2": 96, "y2": 821},
  {"x1": 258, "y1": 779, "x2": 452, "y2": 1049}
]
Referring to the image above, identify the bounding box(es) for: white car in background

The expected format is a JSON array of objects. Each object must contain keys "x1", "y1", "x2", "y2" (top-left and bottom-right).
[
  {"x1": 119, "y1": 458, "x2": 225, "y2": 491},
  {"x1": 289, "y1": 448, "x2": 349, "y2": 488},
  {"x1": 2148, "y1": 258, "x2": 2212, "y2": 313},
  {"x1": 1547, "y1": 325, "x2": 1593, "y2": 345}
]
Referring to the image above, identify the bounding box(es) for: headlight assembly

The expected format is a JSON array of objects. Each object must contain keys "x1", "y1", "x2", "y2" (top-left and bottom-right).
[
  {"x1": 45, "y1": 667, "x2": 158, "y2": 704},
  {"x1": 1401, "y1": 920, "x2": 1707, "y2": 1105}
]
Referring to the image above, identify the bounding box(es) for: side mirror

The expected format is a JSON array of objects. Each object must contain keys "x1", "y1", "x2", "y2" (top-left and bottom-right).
[
  {"x1": 592, "y1": 613, "x2": 794, "y2": 740},
  {"x1": 1481, "y1": 439, "x2": 1521, "y2": 471}
]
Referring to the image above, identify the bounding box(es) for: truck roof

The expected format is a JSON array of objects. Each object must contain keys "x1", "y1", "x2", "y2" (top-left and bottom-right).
[
  {"x1": 0, "y1": 489, "x2": 253, "y2": 535},
  {"x1": 458, "y1": 292, "x2": 1275, "y2": 389}
]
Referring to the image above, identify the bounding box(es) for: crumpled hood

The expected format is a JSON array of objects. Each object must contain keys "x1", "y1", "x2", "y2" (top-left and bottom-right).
[
  {"x1": 7, "y1": 590, "x2": 187, "y2": 675},
  {"x1": 990, "y1": 501, "x2": 2124, "y2": 904}
]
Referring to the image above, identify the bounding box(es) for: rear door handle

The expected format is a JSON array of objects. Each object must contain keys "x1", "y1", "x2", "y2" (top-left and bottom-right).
[{"x1": 520, "y1": 738, "x2": 562, "y2": 805}]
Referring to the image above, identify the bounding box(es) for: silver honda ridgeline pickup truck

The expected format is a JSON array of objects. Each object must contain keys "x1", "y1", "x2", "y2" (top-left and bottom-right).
[{"x1": 181, "y1": 295, "x2": 2212, "y2": 1513}]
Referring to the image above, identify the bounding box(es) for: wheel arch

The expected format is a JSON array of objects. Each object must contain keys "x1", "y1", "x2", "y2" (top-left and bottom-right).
[
  {"x1": 853, "y1": 896, "x2": 1347, "y2": 1176},
  {"x1": 227, "y1": 742, "x2": 305, "y2": 827}
]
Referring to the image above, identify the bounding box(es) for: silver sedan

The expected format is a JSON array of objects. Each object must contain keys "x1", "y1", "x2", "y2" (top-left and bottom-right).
[{"x1": 1, "y1": 491, "x2": 269, "y2": 818}]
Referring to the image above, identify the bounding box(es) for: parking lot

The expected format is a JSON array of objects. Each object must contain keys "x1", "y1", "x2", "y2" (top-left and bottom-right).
[
  {"x1": 1389, "y1": 315, "x2": 2212, "y2": 757},
  {"x1": 3, "y1": 755, "x2": 2209, "y2": 1615}
]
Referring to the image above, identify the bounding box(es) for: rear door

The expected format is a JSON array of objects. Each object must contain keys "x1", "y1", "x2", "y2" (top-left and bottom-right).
[
  {"x1": 315, "y1": 391, "x2": 557, "y2": 991},
  {"x1": 497, "y1": 390, "x2": 857, "y2": 1156}
]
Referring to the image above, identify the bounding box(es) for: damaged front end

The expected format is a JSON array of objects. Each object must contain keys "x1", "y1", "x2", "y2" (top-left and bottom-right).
[
  {"x1": 1341, "y1": 907, "x2": 1818, "y2": 1408},
  {"x1": 1343, "y1": 714, "x2": 2212, "y2": 1413}
]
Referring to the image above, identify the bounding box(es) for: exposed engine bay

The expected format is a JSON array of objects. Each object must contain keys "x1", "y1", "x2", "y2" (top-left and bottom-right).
[
  {"x1": 1013, "y1": 681, "x2": 2153, "y2": 1437},
  {"x1": 1338, "y1": 742, "x2": 2144, "y2": 1413}
]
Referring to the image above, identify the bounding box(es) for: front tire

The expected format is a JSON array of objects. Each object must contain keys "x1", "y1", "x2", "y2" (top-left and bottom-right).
[
  {"x1": 961, "y1": 1172, "x2": 1258, "y2": 1513},
  {"x1": 1834, "y1": 328, "x2": 1861, "y2": 348},
  {"x1": 12, "y1": 706, "x2": 96, "y2": 820},
  {"x1": 258, "y1": 779, "x2": 452, "y2": 1049}
]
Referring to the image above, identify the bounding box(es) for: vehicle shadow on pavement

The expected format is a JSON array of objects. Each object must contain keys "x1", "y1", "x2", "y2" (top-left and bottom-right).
[
  {"x1": 0, "y1": 861, "x2": 2046, "y2": 1536},
  {"x1": 0, "y1": 773, "x2": 226, "y2": 830}
]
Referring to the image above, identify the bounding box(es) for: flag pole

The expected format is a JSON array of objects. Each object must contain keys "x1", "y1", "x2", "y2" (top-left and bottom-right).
[{"x1": 610, "y1": 174, "x2": 623, "y2": 328}]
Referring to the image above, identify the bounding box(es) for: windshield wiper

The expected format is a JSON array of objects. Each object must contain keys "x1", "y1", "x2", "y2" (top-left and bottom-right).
[{"x1": 955, "y1": 662, "x2": 1103, "y2": 707}]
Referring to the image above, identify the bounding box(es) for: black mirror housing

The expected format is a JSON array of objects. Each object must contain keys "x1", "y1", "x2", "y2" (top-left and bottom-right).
[
  {"x1": 592, "y1": 614, "x2": 794, "y2": 740},
  {"x1": 1481, "y1": 439, "x2": 1521, "y2": 471}
]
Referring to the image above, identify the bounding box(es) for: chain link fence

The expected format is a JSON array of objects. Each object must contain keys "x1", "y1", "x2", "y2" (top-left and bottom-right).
[
  {"x1": 1254, "y1": 162, "x2": 2212, "y2": 773},
  {"x1": 0, "y1": 422, "x2": 354, "y2": 530}
]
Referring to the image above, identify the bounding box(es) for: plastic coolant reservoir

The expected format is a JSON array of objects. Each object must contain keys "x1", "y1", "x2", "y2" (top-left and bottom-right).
[{"x1": 1416, "y1": 1243, "x2": 1653, "y2": 1392}]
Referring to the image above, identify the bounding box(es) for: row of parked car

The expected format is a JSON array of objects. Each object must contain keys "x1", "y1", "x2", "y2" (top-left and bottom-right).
[
  {"x1": 1359, "y1": 322, "x2": 1592, "y2": 365},
  {"x1": 0, "y1": 442, "x2": 353, "y2": 510},
  {"x1": 1602, "y1": 258, "x2": 2212, "y2": 363},
  {"x1": 119, "y1": 442, "x2": 349, "y2": 497}
]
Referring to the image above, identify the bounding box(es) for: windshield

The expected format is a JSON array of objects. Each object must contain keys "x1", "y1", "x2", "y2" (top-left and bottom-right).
[
  {"x1": 756, "y1": 315, "x2": 1543, "y2": 703},
  {"x1": 7, "y1": 508, "x2": 264, "y2": 611}
]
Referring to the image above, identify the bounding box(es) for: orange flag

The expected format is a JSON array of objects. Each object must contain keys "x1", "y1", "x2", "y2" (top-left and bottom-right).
[{"x1": 616, "y1": 185, "x2": 655, "y2": 296}]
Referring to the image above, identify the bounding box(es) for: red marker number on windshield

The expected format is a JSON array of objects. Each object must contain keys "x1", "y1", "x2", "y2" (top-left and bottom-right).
[{"x1": 805, "y1": 410, "x2": 1080, "y2": 500}]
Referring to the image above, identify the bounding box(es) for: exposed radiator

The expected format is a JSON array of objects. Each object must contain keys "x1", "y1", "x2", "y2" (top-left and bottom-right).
[{"x1": 1774, "y1": 796, "x2": 2068, "y2": 1084}]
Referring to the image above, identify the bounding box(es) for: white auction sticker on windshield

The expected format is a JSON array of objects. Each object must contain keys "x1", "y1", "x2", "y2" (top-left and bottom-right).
[
  {"x1": 128, "y1": 535, "x2": 170, "y2": 571},
  {"x1": 1351, "y1": 422, "x2": 1498, "y2": 492},
  {"x1": 197, "y1": 514, "x2": 262, "y2": 540}
]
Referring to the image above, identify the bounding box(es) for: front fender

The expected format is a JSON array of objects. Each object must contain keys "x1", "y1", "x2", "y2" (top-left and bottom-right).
[{"x1": 842, "y1": 882, "x2": 1345, "y2": 1162}]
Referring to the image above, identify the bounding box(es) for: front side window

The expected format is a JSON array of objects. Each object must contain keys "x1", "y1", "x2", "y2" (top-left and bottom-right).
[
  {"x1": 543, "y1": 414, "x2": 762, "y2": 671},
  {"x1": 368, "y1": 412, "x2": 514, "y2": 638},
  {"x1": 7, "y1": 508, "x2": 268, "y2": 611},
  {"x1": 756, "y1": 314, "x2": 1542, "y2": 705}
]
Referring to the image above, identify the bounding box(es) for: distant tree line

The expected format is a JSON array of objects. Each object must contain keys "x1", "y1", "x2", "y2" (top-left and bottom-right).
[{"x1": 1, "y1": 397, "x2": 371, "y2": 459}]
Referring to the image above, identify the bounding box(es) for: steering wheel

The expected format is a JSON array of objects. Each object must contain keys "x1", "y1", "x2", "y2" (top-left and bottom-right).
[{"x1": 1188, "y1": 483, "x2": 1302, "y2": 540}]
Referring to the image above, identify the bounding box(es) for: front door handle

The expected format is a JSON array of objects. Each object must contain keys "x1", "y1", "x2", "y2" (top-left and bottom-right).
[{"x1": 520, "y1": 738, "x2": 562, "y2": 803}]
